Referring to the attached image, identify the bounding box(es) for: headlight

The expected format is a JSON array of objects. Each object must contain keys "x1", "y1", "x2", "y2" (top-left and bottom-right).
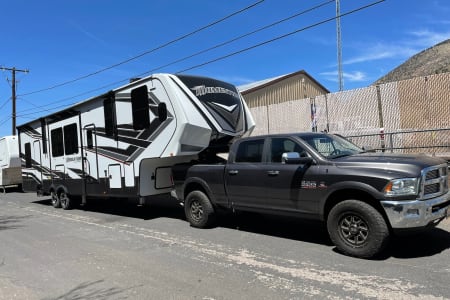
[{"x1": 384, "y1": 178, "x2": 419, "y2": 196}]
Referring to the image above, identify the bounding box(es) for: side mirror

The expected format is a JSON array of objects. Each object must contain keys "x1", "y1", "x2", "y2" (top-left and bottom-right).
[
  {"x1": 158, "y1": 102, "x2": 168, "y2": 122},
  {"x1": 282, "y1": 152, "x2": 313, "y2": 165}
]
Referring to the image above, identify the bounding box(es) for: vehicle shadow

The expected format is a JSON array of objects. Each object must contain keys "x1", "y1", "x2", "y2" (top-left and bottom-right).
[
  {"x1": 31, "y1": 198, "x2": 450, "y2": 259},
  {"x1": 43, "y1": 279, "x2": 142, "y2": 300},
  {"x1": 217, "y1": 212, "x2": 333, "y2": 247},
  {"x1": 34, "y1": 197, "x2": 332, "y2": 246},
  {"x1": 0, "y1": 215, "x2": 30, "y2": 231},
  {"x1": 382, "y1": 227, "x2": 450, "y2": 259},
  {"x1": 32, "y1": 196, "x2": 186, "y2": 222}
]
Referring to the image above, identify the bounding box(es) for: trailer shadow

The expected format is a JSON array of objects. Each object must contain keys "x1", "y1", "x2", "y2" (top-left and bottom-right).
[{"x1": 33, "y1": 196, "x2": 186, "y2": 221}]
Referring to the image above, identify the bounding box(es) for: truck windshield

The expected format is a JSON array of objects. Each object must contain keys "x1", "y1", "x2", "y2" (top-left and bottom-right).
[{"x1": 297, "y1": 134, "x2": 364, "y2": 159}]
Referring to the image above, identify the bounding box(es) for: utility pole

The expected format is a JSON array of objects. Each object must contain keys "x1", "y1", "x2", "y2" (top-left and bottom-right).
[
  {"x1": 1, "y1": 66, "x2": 29, "y2": 135},
  {"x1": 336, "y1": 0, "x2": 343, "y2": 91}
]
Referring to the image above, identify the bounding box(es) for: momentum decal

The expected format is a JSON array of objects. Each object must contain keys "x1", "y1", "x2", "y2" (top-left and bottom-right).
[{"x1": 190, "y1": 85, "x2": 240, "y2": 99}]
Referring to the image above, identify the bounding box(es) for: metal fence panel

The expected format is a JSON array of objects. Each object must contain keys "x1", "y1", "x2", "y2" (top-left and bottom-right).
[{"x1": 248, "y1": 72, "x2": 450, "y2": 157}]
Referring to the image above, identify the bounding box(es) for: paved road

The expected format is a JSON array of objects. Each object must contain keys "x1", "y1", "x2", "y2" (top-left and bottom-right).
[{"x1": 0, "y1": 191, "x2": 449, "y2": 299}]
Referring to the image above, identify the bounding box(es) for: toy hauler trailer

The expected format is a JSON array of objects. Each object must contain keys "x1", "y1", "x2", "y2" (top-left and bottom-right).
[
  {"x1": 18, "y1": 73, "x2": 255, "y2": 209},
  {"x1": 0, "y1": 135, "x2": 22, "y2": 191}
]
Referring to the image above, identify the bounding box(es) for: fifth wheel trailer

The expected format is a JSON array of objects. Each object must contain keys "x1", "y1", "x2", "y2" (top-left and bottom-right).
[
  {"x1": 18, "y1": 73, "x2": 255, "y2": 209},
  {"x1": 0, "y1": 135, "x2": 22, "y2": 190}
]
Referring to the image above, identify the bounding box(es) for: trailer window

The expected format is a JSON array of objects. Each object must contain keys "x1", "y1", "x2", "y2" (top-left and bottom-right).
[
  {"x1": 51, "y1": 128, "x2": 64, "y2": 157},
  {"x1": 86, "y1": 129, "x2": 93, "y2": 149},
  {"x1": 64, "y1": 123, "x2": 78, "y2": 155},
  {"x1": 24, "y1": 143, "x2": 32, "y2": 168},
  {"x1": 41, "y1": 118, "x2": 47, "y2": 154},
  {"x1": 235, "y1": 139, "x2": 264, "y2": 163},
  {"x1": 131, "y1": 85, "x2": 150, "y2": 130},
  {"x1": 103, "y1": 94, "x2": 116, "y2": 137}
]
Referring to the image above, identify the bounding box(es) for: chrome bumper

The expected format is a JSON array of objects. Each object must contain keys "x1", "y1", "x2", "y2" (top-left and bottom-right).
[{"x1": 381, "y1": 191, "x2": 450, "y2": 229}]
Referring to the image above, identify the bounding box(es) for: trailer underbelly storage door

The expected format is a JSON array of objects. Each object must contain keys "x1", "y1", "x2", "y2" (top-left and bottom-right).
[
  {"x1": 108, "y1": 164, "x2": 122, "y2": 189},
  {"x1": 139, "y1": 156, "x2": 193, "y2": 197}
]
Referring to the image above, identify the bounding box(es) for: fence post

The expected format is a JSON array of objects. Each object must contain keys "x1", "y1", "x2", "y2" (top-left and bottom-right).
[{"x1": 376, "y1": 85, "x2": 385, "y2": 151}]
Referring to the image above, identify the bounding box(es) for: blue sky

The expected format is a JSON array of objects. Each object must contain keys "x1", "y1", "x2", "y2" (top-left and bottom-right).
[{"x1": 1, "y1": 0, "x2": 449, "y2": 137}]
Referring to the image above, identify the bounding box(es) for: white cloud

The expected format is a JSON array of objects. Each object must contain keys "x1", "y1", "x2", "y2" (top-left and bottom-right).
[
  {"x1": 407, "y1": 29, "x2": 450, "y2": 47},
  {"x1": 341, "y1": 29, "x2": 450, "y2": 67},
  {"x1": 320, "y1": 70, "x2": 367, "y2": 82},
  {"x1": 342, "y1": 43, "x2": 416, "y2": 66}
]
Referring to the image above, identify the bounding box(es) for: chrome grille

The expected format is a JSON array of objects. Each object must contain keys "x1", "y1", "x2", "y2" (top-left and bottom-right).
[
  {"x1": 426, "y1": 169, "x2": 439, "y2": 180},
  {"x1": 420, "y1": 164, "x2": 449, "y2": 200}
]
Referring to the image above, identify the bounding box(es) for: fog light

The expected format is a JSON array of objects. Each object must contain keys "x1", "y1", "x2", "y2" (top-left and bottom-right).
[{"x1": 406, "y1": 209, "x2": 419, "y2": 215}]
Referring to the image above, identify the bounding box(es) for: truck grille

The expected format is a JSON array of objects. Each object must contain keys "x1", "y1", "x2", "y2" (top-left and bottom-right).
[{"x1": 420, "y1": 164, "x2": 448, "y2": 200}]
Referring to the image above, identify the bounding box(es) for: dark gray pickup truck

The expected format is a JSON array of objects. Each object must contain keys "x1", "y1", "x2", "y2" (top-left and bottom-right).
[{"x1": 173, "y1": 133, "x2": 449, "y2": 258}]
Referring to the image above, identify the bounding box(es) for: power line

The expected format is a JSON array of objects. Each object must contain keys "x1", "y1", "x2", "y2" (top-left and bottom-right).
[
  {"x1": 16, "y1": 0, "x2": 335, "y2": 116},
  {"x1": 18, "y1": 0, "x2": 264, "y2": 97},
  {"x1": 15, "y1": 0, "x2": 384, "y2": 120},
  {"x1": 137, "y1": 0, "x2": 336, "y2": 76},
  {"x1": 178, "y1": 0, "x2": 384, "y2": 73},
  {"x1": 0, "y1": 98, "x2": 10, "y2": 111}
]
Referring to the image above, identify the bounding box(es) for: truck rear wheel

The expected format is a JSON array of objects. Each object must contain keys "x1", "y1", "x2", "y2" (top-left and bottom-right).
[
  {"x1": 327, "y1": 200, "x2": 389, "y2": 258},
  {"x1": 185, "y1": 191, "x2": 216, "y2": 228}
]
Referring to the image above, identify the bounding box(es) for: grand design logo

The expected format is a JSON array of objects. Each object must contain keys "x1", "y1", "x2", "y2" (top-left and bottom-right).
[{"x1": 191, "y1": 85, "x2": 240, "y2": 100}]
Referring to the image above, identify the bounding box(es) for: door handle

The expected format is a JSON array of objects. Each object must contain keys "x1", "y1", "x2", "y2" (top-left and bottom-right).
[
  {"x1": 267, "y1": 170, "x2": 280, "y2": 176},
  {"x1": 228, "y1": 170, "x2": 239, "y2": 175}
]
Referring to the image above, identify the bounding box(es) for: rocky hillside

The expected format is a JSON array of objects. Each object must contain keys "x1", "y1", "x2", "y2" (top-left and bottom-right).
[{"x1": 374, "y1": 39, "x2": 450, "y2": 84}]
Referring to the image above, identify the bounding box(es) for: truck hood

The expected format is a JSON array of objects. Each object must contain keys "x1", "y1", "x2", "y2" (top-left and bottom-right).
[{"x1": 333, "y1": 153, "x2": 446, "y2": 178}]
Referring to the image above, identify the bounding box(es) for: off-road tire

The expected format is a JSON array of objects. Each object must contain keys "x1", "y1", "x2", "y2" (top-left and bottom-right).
[
  {"x1": 185, "y1": 190, "x2": 216, "y2": 228},
  {"x1": 327, "y1": 200, "x2": 390, "y2": 258}
]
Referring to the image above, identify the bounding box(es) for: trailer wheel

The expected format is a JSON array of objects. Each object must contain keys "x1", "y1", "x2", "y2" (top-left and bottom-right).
[
  {"x1": 51, "y1": 191, "x2": 61, "y2": 208},
  {"x1": 59, "y1": 191, "x2": 73, "y2": 210},
  {"x1": 327, "y1": 200, "x2": 389, "y2": 259},
  {"x1": 185, "y1": 190, "x2": 216, "y2": 228}
]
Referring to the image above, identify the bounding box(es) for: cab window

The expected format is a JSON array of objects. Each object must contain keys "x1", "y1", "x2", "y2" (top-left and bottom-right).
[
  {"x1": 235, "y1": 139, "x2": 264, "y2": 163},
  {"x1": 270, "y1": 138, "x2": 307, "y2": 163}
]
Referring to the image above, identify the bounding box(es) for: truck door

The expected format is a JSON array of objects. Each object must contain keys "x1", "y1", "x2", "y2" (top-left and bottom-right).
[
  {"x1": 225, "y1": 138, "x2": 267, "y2": 209},
  {"x1": 262, "y1": 137, "x2": 311, "y2": 213}
]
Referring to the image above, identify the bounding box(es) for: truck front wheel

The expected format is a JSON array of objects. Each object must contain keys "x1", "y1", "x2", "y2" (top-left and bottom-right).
[
  {"x1": 327, "y1": 200, "x2": 389, "y2": 258},
  {"x1": 185, "y1": 191, "x2": 216, "y2": 228}
]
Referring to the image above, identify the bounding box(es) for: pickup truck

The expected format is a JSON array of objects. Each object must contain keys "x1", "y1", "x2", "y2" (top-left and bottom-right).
[{"x1": 173, "y1": 132, "x2": 449, "y2": 258}]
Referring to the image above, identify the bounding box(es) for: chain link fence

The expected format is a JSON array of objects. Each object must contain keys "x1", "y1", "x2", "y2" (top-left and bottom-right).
[{"x1": 249, "y1": 72, "x2": 450, "y2": 158}]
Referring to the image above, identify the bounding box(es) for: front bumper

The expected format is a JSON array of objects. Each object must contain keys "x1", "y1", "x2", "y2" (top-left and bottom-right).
[{"x1": 381, "y1": 190, "x2": 450, "y2": 229}]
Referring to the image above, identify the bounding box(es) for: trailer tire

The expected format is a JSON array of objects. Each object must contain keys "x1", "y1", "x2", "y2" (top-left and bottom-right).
[
  {"x1": 185, "y1": 190, "x2": 216, "y2": 228},
  {"x1": 59, "y1": 191, "x2": 73, "y2": 210},
  {"x1": 51, "y1": 191, "x2": 61, "y2": 208},
  {"x1": 327, "y1": 200, "x2": 389, "y2": 259}
]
